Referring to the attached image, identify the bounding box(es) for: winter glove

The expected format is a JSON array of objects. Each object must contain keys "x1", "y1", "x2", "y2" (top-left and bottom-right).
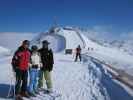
[
  {"x1": 28, "y1": 63, "x2": 32, "y2": 67},
  {"x1": 39, "y1": 63, "x2": 43, "y2": 68}
]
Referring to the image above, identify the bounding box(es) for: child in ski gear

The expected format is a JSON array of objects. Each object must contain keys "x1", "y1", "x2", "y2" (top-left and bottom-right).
[
  {"x1": 75, "y1": 45, "x2": 82, "y2": 62},
  {"x1": 11, "y1": 40, "x2": 31, "y2": 99},
  {"x1": 38, "y1": 40, "x2": 54, "y2": 93},
  {"x1": 28, "y1": 45, "x2": 42, "y2": 97}
]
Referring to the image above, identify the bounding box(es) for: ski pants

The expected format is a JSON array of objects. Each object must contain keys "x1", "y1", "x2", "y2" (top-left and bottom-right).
[
  {"x1": 29, "y1": 68, "x2": 39, "y2": 93},
  {"x1": 15, "y1": 69, "x2": 28, "y2": 95},
  {"x1": 38, "y1": 70, "x2": 52, "y2": 90},
  {"x1": 75, "y1": 53, "x2": 82, "y2": 61}
]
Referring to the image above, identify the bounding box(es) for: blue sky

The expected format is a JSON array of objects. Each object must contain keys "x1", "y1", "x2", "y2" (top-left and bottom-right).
[{"x1": 0, "y1": 0, "x2": 133, "y2": 34}]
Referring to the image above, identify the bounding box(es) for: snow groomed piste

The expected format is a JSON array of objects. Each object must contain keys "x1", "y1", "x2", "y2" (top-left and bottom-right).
[{"x1": 0, "y1": 27, "x2": 133, "y2": 100}]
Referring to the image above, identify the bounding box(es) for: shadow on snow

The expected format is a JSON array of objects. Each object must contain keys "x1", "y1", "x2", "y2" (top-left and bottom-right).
[
  {"x1": 91, "y1": 58, "x2": 133, "y2": 100},
  {"x1": 0, "y1": 84, "x2": 14, "y2": 99}
]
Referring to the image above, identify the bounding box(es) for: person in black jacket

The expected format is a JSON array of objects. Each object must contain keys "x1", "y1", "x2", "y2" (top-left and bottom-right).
[
  {"x1": 38, "y1": 40, "x2": 54, "y2": 93},
  {"x1": 75, "y1": 45, "x2": 82, "y2": 62}
]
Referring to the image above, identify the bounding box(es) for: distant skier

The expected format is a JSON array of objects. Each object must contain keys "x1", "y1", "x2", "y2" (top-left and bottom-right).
[
  {"x1": 75, "y1": 45, "x2": 82, "y2": 62},
  {"x1": 28, "y1": 45, "x2": 42, "y2": 97},
  {"x1": 11, "y1": 40, "x2": 31, "y2": 100},
  {"x1": 38, "y1": 40, "x2": 54, "y2": 93}
]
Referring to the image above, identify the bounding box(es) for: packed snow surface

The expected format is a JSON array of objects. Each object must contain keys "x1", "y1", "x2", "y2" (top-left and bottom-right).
[
  {"x1": 0, "y1": 27, "x2": 133, "y2": 100},
  {"x1": 0, "y1": 53, "x2": 133, "y2": 100}
]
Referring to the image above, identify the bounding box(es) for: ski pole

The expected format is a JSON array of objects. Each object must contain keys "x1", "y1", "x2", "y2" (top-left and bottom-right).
[
  {"x1": 7, "y1": 70, "x2": 16, "y2": 99},
  {"x1": 7, "y1": 78, "x2": 12, "y2": 98}
]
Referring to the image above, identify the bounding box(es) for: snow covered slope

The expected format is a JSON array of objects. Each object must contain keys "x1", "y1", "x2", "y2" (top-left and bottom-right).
[
  {"x1": 0, "y1": 26, "x2": 133, "y2": 100},
  {"x1": 0, "y1": 46, "x2": 10, "y2": 57},
  {"x1": 31, "y1": 27, "x2": 85, "y2": 52},
  {"x1": 31, "y1": 33, "x2": 66, "y2": 52},
  {"x1": 31, "y1": 27, "x2": 133, "y2": 76},
  {"x1": 58, "y1": 27, "x2": 85, "y2": 49},
  {"x1": 0, "y1": 46, "x2": 9, "y2": 53},
  {"x1": 80, "y1": 33, "x2": 133, "y2": 76}
]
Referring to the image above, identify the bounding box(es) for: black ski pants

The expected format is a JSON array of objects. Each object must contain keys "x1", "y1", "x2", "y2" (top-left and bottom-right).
[
  {"x1": 15, "y1": 69, "x2": 28, "y2": 95},
  {"x1": 75, "y1": 53, "x2": 82, "y2": 62}
]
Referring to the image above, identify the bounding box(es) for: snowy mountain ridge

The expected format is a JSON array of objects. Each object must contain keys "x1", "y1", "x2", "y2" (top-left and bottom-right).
[{"x1": 71, "y1": 27, "x2": 133, "y2": 56}]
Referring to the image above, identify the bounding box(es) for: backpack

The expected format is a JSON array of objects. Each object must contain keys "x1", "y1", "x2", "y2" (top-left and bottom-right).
[{"x1": 11, "y1": 51, "x2": 20, "y2": 71}]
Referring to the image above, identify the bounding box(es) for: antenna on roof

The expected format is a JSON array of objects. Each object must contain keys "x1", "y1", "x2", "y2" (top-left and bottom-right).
[
  {"x1": 49, "y1": 16, "x2": 59, "y2": 34},
  {"x1": 53, "y1": 16, "x2": 58, "y2": 28}
]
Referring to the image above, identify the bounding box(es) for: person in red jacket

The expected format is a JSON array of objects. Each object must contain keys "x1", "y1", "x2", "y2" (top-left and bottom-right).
[
  {"x1": 12, "y1": 40, "x2": 31, "y2": 100},
  {"x1": 75, "y1": 45, "x2": 82, "y2": 62}
]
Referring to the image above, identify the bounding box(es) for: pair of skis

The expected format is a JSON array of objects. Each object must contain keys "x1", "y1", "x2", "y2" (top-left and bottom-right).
[
  {"x1": 14, "y1": 89, "x2": 61, "y2": 100},
  {"x1": 7, "y1": 86, "x2": 61, "y2": 100},
  {"x1": 39, "y1": 90, "x2": 61, "y2": 100},
  {"x1": 23, "y1": 90, "x2": 61, "y2": 100}
]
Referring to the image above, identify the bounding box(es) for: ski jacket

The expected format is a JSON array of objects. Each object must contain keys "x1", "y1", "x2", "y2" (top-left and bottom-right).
[
  {"x1": 38, "y1": 48, "x2": 54, "y2": 71},
  {"x1": 30, "y1": 52, "x2": 42, "y2": 69},
  {"x1": 76, "y1": 47, "x2": 81, "y2": 54},
  {"x1": 12, "y1": 46, "x2": 31, "y2": 71}
]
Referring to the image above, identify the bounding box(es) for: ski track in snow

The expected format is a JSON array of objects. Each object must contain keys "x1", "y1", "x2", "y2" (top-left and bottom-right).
[
  {"x1": 53, "y1": 54, "x2": 112, "y2": 100},
  {"x1": 82, "y1": 55, "x2": 133, "y2": 100}
]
